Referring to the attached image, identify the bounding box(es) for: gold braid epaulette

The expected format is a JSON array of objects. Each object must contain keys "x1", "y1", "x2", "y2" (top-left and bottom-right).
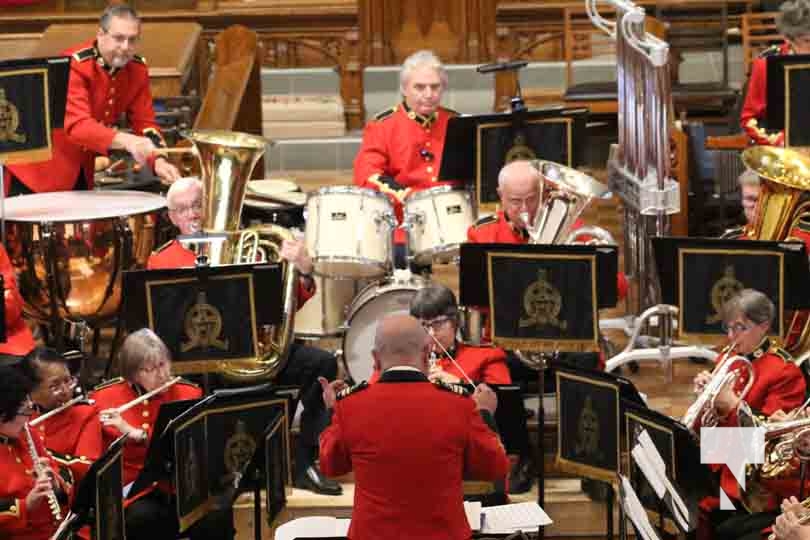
[
  {"x1": 93, "y1": 377, "x2": 124, "y2": 391},
  {"x1": 336, "y1": 381, "x2": 369, "y2": 401},
  {"x1": 432, "y1": 380, "x2": 471, "y2": 396}
]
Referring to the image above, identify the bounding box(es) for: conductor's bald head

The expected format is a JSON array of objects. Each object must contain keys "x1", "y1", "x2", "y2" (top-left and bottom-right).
[{"x1": 372, "y1": 314, "x2": 431, "y2": 373}]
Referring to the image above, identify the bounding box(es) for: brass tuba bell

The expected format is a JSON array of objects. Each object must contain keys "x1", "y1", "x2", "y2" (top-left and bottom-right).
[{"x1": 183, "y1": 129, "x2": 298, "y2": 383}]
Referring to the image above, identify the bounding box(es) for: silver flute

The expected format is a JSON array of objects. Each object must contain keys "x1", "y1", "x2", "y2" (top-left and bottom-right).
[{"x1": 23, "y1": 423, "x2": 62, "y2": 524}]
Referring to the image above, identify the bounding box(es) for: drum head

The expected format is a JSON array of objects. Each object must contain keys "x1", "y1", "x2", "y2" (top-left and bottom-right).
[
  {"x1": 4, "y1": 190, "x2": 166, "y2": 222},
  {"x1": 342, "y1": 277, "x2": 427, "y2": 383}
]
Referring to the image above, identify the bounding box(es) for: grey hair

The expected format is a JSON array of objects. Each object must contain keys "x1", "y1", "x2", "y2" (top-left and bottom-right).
[
  {"x1": 116, "y1": 328, "x2": 171, "y2": 381},
  {"x1": 399, "y1": 50, "x2": 448, "y2": 91},
  {"x1": 721, "y1": 289, "x2": 775, "y2": 327},
  {"x1": 738, "y1": 170, "x2": 761, "y2": 188},
  {"x1": 497, "y1": 159, "x2": 540, "y2": 188},
  {"x1": 100, "y1": 4, "x2": 140, "y2": 32},
  {"x1": 166, "y1": 177, "x2": 203, "y2": 210},
  {"x1": 778, "y1": 0, "x2": 810, "y2": 40}
]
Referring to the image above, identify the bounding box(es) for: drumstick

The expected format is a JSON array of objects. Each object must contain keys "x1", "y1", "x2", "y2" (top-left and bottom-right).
[{"x1": 152, "y1": 147, "x2": 198, "y2": 156}]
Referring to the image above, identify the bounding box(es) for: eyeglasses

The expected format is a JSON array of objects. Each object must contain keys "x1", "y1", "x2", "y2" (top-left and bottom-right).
[
  {"x1": 47, "y1": 376, "x2": 78, "y2": 396},
  {"x1": 722, "y1": 321, "x2": 755, "y2": 334},
  {"x1": 139, "y1": 360, "x2": 169, "y2": 376},
  {"x1": 104, "y1": 30, "x2": 140, "y2": 46},
  {"x1": 169, "y1": 203, "x2": 202, "y2": 216},
  {"x1": 420, "y1": 316, "x2": 453, "y2": 331}
]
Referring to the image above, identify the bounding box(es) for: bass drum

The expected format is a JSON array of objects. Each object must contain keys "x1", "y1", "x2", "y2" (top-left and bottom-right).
[{"x1": 341, "y1": 273, "x2": 430, "y2": 383}]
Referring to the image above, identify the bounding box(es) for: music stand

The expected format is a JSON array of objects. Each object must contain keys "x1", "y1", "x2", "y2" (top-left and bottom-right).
[
  {"x1": 653, "y1": 237, "x2": 810, "y2": 346},
  {"x1": 766, "y1": 54, "x2": 810, "y2": 146},
  {"x1": 122, "y1": 262, "x2": 283, "y2": 376},
  {"x1": 53, "y1": 434, "x2": 128, "y2": 540},
  {"x1": 0, "y1": 56, "x2": 70, "y2": 239},
  {"x1": 439, "y1": 107, "x2": 588, "y2": 209}
]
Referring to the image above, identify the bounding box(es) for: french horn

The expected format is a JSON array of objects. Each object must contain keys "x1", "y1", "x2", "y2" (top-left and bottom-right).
[{"x1": 183, "y1": 129, "x2": 297, "y2": 383}]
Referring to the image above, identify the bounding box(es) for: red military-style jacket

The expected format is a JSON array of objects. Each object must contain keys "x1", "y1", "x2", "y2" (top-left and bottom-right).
[
  {"x1": 353, "y1": 102, "x2": 461, "y2": 243},
  {"x1": 0, "y1": 243, "x2": 35, "y2": 357},
  {"x1": 740, "y1": 42, "x2": 793, "y2": 146},
  {"x1": 0, "y1": 432, "x2": 72, "y2": 540},
  {"x1": 29, "y1": 401, "x2": 101, "y2": 484},
  {"x1": 88, "y1": 378, "x2": 203, "y2": 486},
  {"x1": 320, "y1": 368, "x2": 510, "y2": 540},
  {"x1": 369, "y1": 341, "x2": 511, "y2": 385},
  {"x1": 147, "y1": 239, "x2": 317, "y2": 306},
  {"x1": 699, "y1": 338, "x2": 806, "y2": 512},
  {"x1": 466, "y1": 211, "x2": 629, "y2": 300},
  {"x1": 5, "y1": 39, "x2": 164, "y2": 193}
]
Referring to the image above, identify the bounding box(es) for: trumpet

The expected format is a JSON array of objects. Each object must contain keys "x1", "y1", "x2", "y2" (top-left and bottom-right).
[
  {"x1": 29, "y1": 394, "x2": 94, "y2": 428},
  {"x1": 102, "y1": 376, "x2": 182, "y2": 417},
  {"x1": 768, "y1": 498, "x2": 810, "y2": 540},
  {"x1": 682, "y1": 343, "x2": 755, "y2": 432},
  {"x1": 22, "y1": 423, "x2": 62, "y2": 524}
]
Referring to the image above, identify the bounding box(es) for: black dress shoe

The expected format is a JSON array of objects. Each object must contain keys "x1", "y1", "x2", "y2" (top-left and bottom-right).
[
  {"x1": 295, "y1": 465, "x2": 343, "y2": 496},
  {"x1": 508, "y1": 459, "x2": 534, "y2": 494}
]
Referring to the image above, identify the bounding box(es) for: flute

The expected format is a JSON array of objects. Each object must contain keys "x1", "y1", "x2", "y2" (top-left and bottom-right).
[
  {"x1": 109, "y1": 376, "x2": 182, "y2": 415},
  {"x1": 22, "y1": 424, "x2": 62, "y2": 524},
  {"x1": 29, "y1": 395, "x2": 94, "y2": 427}
]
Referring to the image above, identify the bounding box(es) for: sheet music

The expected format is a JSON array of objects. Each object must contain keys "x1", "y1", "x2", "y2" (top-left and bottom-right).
[
  {"x1": 479, "y1": 501, "x2": 553, "y2": 533},
  {"x1": 634, "y1": 430, "x2": 691, "y2": 530},
  {"x1": 464, "y1": 501, "x2": 483, "y2": 530},
  {"x1": 273, "y1": 516, "x2": 350, "y2": 540},
  {"x1": 619, "y1": 475, "x2": 662, "y2": 540}
]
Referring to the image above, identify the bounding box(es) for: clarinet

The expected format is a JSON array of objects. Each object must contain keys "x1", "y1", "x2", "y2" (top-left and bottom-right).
[{"x1": 22, "y1": 423, "x2": 62, "y2": 524}]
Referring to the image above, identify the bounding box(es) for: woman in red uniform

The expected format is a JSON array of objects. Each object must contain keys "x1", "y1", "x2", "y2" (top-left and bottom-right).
[
  {"x1": 0, "y1": 243, "x2": 35, "y2": 365},
  {"x1": 0, "y1": 366, "x2": 72, "y2": 540}
]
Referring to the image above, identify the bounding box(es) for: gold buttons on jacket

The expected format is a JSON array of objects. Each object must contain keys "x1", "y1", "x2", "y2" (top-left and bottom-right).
[{"x1": 141, "y1": 423, "x2": 150, "y2": 430}]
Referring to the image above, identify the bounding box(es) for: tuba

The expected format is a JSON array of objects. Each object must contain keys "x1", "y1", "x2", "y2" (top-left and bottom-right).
[
  {"x1": 523, "y1": 160, "x2": 616, "y2": 245},
  {"x1": 184, "y1": 129, "x2": 298, "y2": 383},
  {"x1": 742, "y1": 146, "x2": 810, "y2": 358}
]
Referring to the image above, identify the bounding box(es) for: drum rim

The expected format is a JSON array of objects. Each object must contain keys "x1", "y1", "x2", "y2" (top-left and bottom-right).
[
  {"x1": 310, "y1": 185, "x2": 393, "y2": 204},
  {"x1": 312, "y1": 255, "x2": 390, "y2": 279},
  {"x1": 408, "y1": 242, "x2": 462, "y2": 265},
  {"x1": 404, "y1": 184, "x2": 469, "y2": 203},
  {"x1": 3, "y1": 190, "x2": 166, "y2": 222}
]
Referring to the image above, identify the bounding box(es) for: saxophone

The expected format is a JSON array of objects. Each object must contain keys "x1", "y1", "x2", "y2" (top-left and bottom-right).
[{"x1": 22, "y1": 423, "x2": 62, "y2": 524}]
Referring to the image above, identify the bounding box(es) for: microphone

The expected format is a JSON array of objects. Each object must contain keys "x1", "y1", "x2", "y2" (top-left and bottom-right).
[{"x1": 476, "y1": 60, "x2": 529, "y2": 74}]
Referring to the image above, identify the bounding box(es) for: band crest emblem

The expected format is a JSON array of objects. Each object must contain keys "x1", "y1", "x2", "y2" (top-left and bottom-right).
[
  {"x1": 706, "y1": 265, "x2": 744, "y2": 324},
  {"x1": 0, "y1": 88, "x2": 27, "y2": 144},
  {"x1": 182, "y1": 291, "x2": 229, "y2": 352},
  {"x1": 574, "y1": 395, "x2": 603, "y2": 460},
  {"x1": 520, "y1": 268, "x2": 567, "y2": 330},
  {"x1": 505, "y1": 133, "x2": 536, "y2": 163},
  {"x1": 223, "y1": 420, "x2": 257, "y2": 476}
]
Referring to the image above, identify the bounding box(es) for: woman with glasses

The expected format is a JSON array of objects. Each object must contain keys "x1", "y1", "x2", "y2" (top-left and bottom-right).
[
  {"x1": 695, "y1": 289, "x2": 807, "y2": 540},
  {"x1": 0, "y1": 366, "x2": 72, "y2": 540},
  {"x1": 21, "y1": 347, "x2": 101, "y2": 483}
]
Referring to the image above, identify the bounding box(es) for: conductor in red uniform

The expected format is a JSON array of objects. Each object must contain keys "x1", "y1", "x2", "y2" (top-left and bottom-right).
[
  {"x1": 319, "y1": 314, "x2": 509, "y2": 540},
  {"x1": 353, "y1": 50, "x2": 460, "y2": 266},
  {"x1": 740, "y1": 0, "x2": 810, "y2": 146},
  {"x1": 4, "y1": 4, "x2": 181, "y2": 195},
  {"x1": 0, "y1": 366, "x2": 72, "y2": 540},
  {"x1": 23, "y1": 347, "x2": 100, "y2": 483}
]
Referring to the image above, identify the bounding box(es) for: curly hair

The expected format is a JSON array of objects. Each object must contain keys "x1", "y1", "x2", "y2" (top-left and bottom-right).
[
  {"x1": 0, "y1": 366, "x2": 33, "y2": 423},
  {"x1": 778, "y1": 0, "x2": 810, "y2": 41}
]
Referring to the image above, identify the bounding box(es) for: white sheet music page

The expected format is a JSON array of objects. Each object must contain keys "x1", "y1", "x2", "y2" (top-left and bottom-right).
[
  {"x1": 464, "y1": 500, "x2": 482, "y2": 531},
  {"x1": 480, "y1": 501, "x2": 553, "y2": 533}
]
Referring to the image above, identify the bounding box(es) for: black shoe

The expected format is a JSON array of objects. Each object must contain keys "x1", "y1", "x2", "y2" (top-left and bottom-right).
[
  {"x1": 295, "y1": 465, "x2": 343, "y2": 496},
  {"x1": 508, "y1": 459, "x2": 534, "y2": 494}
]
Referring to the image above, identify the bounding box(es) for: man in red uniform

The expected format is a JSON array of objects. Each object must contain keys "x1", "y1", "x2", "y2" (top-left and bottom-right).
[
  {"x1": 22, "y1": 347, "x2": 100, "y2": 483},
  {"x1": 147, "y1": 177, "x2": 342, "y2": 495},
  {"x1": 4, "y1": 4, "x2": 180, "y2": 195},
  {"x1": 353, "y1": 49, "x2": 460, "y2": 266},
  {"x1": 694, "y1": 289, "x2": 806, "y2": 540},
  {"x1": 319, "y1": 314, "x2": 509, "y2": 540},
  {"x1": 0, "y1": 366, "x2": 72, "y2": 540},
  {"x1": 740, "y1": 0, "x2": 810, "y2": 146},
  {"x1": 0, "y1": 243, "x2": 35, "y2": 364}
]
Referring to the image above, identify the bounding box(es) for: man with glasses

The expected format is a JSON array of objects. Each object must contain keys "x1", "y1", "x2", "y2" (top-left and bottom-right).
[
  {"x1": 148, "y1": 177, "x2": 204, "y2": 269},
  {"x1": 21, "y1": 347, "x2": 100, "y2": 483},
  {"x1": 4, "y1": 4, "x2": 181, "y2": 194},
  {"x1": 353, "y1": 49, "x2": 459, "y2": 269},
  {"x1": 695, "y1": 289, "x2": 807, "y2": 540},
  {"x1": 0, "y1": 366, "x2": 73, "y2": 540}
]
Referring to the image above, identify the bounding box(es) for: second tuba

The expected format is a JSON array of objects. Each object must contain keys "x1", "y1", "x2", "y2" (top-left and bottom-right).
[{"x1": 184, "y1": 129, "x2": 298, "y2": 383}]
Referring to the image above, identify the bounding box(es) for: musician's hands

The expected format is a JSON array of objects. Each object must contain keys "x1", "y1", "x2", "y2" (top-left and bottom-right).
[
  {"x1": 319, "y1": 377, "x2": 348, "y2": 410},
  {"x1": 693, "y1": 370, "x2": 713, "y2": 394},
  {"x1": 428, "y1": 364, "x2": 461, "y2": 385},
  {"x1": 154, "y1": 158, "x2": 182, "y2": 184},
  {"x1": 782, "y1": 496, "x2": 806, "y2": 518},
  {"x1": 771, "y1": 409, "x2": 791, "y2": 422},
  {"x1": 99, "y1": 408, "x2": 141, "y2": 440},
  {"x1": 473, "y1": 384, "x2": 497, "y2": 413},
  {"x1": 113, "y1": 132, "x2": 157, "y2": 165},
  {"x1": 713, "y1": 383, "x2": 741, "y2": 418},
  {"x1": 773, "y1": 502, "x2": 810, "y2": 540},
  {"x1": 280, "y1": 239, "x2": 313, "y2": 275},
  {"x1": 25, "y1": 475, "x2": 54, "y2": 512}
]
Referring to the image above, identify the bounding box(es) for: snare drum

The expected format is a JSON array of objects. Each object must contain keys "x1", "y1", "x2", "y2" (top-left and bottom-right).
[
  {"x1": 404, "y1": 186, "x2": 474, "y2": 265},
  {"x1": 305, "y1": 186, "x2": 394, "y2": 278},
  {"x1": 4, "y1": 191, "x2": 165, "y2": 324},
  {"x1": 341, "y1": 273, "x2": 430, "y2": 383}
]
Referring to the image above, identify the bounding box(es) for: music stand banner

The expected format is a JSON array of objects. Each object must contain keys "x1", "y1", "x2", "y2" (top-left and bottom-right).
[
  {"x1": 264, "y1": 409, "x2": 290, "y2": 525},
  {"x1": 678, "y1": 248, "x2": 783, "y2": 344},
  {"x1": 556, "y1": 370, "x2": 621, "y2": 482},
  {"x1": 95, "y1": 442, "x2": 125, "y2": 540},
  {"x1": 0, "y1": 65, "x2": 52, "y2": 163},
  {"x1": 174, "y1": 413, "x2": 211, "y2": 532},
  {"x1": 486, "y1": 251, "x2": 599, "y2": 351},
  {"x1": 784, "y1": 63, "x2": 810, "y2": 147}
]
